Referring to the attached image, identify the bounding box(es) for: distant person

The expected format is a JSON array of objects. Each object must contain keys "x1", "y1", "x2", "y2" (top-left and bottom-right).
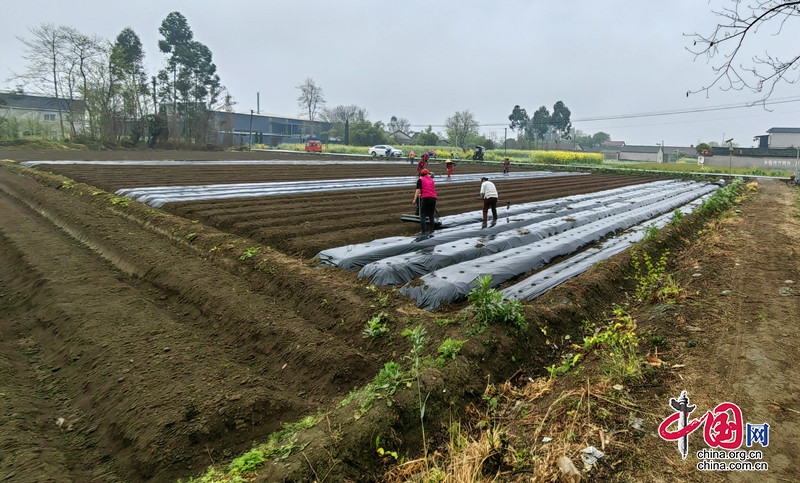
[
  {"x1": 409, "y1": 150, "x2": 416, "y2": 165},
  {"x1": 480, "y1": 176, "x2": 498, "y2": 224},
  {"x1": 417, "y1": 156, "x2": 427, "y2": 174},
  {"x1": 445, "y1": 159, "x2": 455, "y2": 179},
  {"x1": 503, "y1": 157, "x2": 510, "y2": 174},
  {"x1": 413, "y1": 168, "x2": 437, "y2": 234}
]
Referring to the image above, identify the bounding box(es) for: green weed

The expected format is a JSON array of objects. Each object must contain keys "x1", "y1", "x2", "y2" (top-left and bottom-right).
[
  {"x1": 239, "y1": 246, "x2": 260, "y2": 260},
  {"x1": 584, "y1": 307, "x2": 643, "y2": 383},
  {"x1": 373, "y1": 362, "x2": 404, "y2": 399},
  {"x1": 669, "y1": 209, "x2": 684, "y2": 225},
  {"x1": 109, "y1": 196, "x2": 130, "y2": 207},
  {"x1": 467, "y1": 275, "x2": 527, "y2": 333},
  {"x1": 435, "y1": 338, "x2": 465, "y2": 366},
  {"x1": 641, "y1": 224, "x2": 659, "y2": 241},
  {"x1": 631, "y1": 249, "x2": 670, "y2": 302},
  {"x1": 362, "y1": 312, "x2": 390, "y2": 339},
  {"x1": 546, "y1": 352, "x2": 583, "y2": 378}
]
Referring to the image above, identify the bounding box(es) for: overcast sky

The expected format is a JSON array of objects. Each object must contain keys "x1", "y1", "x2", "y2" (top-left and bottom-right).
[{"x1": 2, "y1": 0, "x2": 799, "y2": 148}]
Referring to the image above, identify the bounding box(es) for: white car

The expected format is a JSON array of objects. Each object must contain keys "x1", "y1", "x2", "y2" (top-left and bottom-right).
[{"x1": 369, "y1": 145, "x2": 403, "y2": 157}]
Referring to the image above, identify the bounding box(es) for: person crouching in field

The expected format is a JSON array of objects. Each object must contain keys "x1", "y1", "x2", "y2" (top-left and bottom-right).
[{"x1": 446, "y1": 159, "x2": 454, "y2": 179}]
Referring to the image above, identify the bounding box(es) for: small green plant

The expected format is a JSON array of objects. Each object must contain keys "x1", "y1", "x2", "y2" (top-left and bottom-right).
[
  {"x1": 376, "y1": 436, "x2": 400, "y2": 461},
  {"x1": 374, "y1": 293, "x2": 390, "y2": 308},
  {"x1": 227, "y1": 449, "x2": 266, "y2": 475},
  {"x1": 641, "y1": 224, "x2": 659, "y2": 241},
  {"x1": 403, "y1": 325, "x2": 427, "y2": 377},
  {"x1": 402, "y1": 325, "x2": 431, "y2": 459},
  {"x1": 109, "y1": 196, "x2": 130, "y2": 207},
  {"x1": 239, "y1": 246, "x2": 260, "y2": 260},
  {"x1": 185, "y1": 232, "x2": 198, "y2": 241},
  {"x1": 373, "y1": 361, "x2": 404, "y2": 399},
  {"x1": 583, "y1": 307, "x2": 643, "y2": 383},
  {"x1": 362, "y1": 312, "x2": 390, "y2": 338},
  {"x1": 546, "y1": 353, "x2": 582, "y2": 378},
  {"x1": 186, "y1": 414, "x2": 318, "y2": 481},
  {"x1": 435, "y1": 338, "x2": 465, "y2": 366},
  {"x1": 631, "y1": 249, "x2": 670, "y2": 302},
  {"x1": 656, "y1": 273, "x2": 683, "y2": 301},
  {"x1": 467, "y1": 275, "x2": 527, "y2": 332},
  {"x1": 669, "y1": 209, "x2": 685, "y2": 225}
]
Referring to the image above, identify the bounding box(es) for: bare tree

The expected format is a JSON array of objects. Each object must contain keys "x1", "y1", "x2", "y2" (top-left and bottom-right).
[
  {"x1": 319, "y1": 104, "x2": 367, "y2": 123},
  {"x1": 296, "y1": 77, "x2": 325, "y2": 121},
  {"x1": 386, "y1": 115, "x2": 411, "y2": 134},
  {"x1": 13, "y1": 24, "x2": 68, "y2": 136},
  {"x1": 62, "y1": 27, "x2": 105, "y2": 137},
  {"x1": 688, "y1": 1, "x2": 800, "y2": 100}
]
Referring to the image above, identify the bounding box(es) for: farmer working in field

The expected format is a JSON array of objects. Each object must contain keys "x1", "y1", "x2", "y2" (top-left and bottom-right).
[
  {"x1": 480, "y1": 176, "x2": 498, "y2": 225},
  {"x1": 417, "y1": 151, "x2": 429, "y2": 174},
  {"x1": 413, "y1": 169, "x2": 437, "y2": 234},
  {"x1": 445, "y1": 159, "x2": 455, "y2": 179}
]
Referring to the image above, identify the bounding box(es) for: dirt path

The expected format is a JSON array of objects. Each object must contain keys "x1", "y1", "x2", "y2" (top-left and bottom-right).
[{"x1": 648, "y1": 179, "x2": 800, "y2": 481}]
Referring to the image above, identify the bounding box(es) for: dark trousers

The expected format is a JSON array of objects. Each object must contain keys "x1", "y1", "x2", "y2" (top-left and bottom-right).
[
  {"x1": 420, "y1": 197, "x2": 437, "y2": 232},
  {"x1": 483, "y1": 197, "x2": 498, "y2": 221}
]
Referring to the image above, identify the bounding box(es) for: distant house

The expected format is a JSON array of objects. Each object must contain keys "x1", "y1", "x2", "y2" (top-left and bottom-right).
[
  {"x1": 602, "y1": 140, "x2": 625, "y2": 148},
  {"x1": 388, "y1": 130, "x2": 412, "y2": 145},
  {"x1": 619, "y1": 145, "x2": 663, "y2": 163},
  {"x1": 0, "y1": 91, "x2": 86, "y2": 139},
  {"x1": 762, "y1": 127, "x2": 800, "y2": 149}
]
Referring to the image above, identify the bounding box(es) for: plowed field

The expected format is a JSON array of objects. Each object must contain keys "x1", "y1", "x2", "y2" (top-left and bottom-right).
[{"x1": 0, "y1": 150, "x2": 662, "y2": 482}]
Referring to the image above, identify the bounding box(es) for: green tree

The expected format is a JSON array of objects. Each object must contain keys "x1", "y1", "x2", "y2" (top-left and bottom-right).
[
  {"x1": 508, "y1": 104, "x2": 528, "y2": 139},
  {"x1": 591, "y1": 131, "x2": 611, "y2": 146},
  {"x1": 157, "y1": 11, "x2": 223, "y2": 143},
  {"x1": 348, "y1": 120, "x2": 389, "y2": 146},
  {"x1": 444, "y1": 109, "x2": 479, "y2": 149},
  {"x1": 695, "y1": 142, "x2": 711, "y2": 155},
  {"x1": 415, "y1": 125, "x2": 439, "y2": 145},
  {"x1": 110, "y1": 28, "x2": 149, "y2": 144},
  {"x1": 528, "y1": 106, "x2": 550, "y2": 142},
  {"x1": 550, "y1": 101, "x2": 572, "y2": 140}
]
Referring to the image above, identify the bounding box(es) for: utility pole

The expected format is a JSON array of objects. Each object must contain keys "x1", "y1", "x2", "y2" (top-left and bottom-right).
[
  {"x1": 726, "y1": 138, "x2": 734, "y2": 175},
  {"x1": 504, "y1": 127, "x2": 507, "y2": 155}
]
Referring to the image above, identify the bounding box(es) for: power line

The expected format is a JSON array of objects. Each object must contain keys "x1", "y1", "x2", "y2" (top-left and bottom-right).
[{"x1": 408, "y1": 96, "x2": 800, "y2": 128}]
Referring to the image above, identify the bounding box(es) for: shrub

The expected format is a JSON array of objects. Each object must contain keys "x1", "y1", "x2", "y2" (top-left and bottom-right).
[{"x1": 467, "y1": 275, "x2": 527, "y2": 332}]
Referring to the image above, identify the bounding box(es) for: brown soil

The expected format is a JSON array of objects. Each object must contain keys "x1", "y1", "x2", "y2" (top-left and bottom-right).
[{"x1": 0, "y1": 148, "x2": 796, "y2": 483}]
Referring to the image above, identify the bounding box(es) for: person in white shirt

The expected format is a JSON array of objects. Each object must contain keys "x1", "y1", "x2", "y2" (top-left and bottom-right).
[{"x1": 479, "y1": 176, "x2": 498, "y2": 223}]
